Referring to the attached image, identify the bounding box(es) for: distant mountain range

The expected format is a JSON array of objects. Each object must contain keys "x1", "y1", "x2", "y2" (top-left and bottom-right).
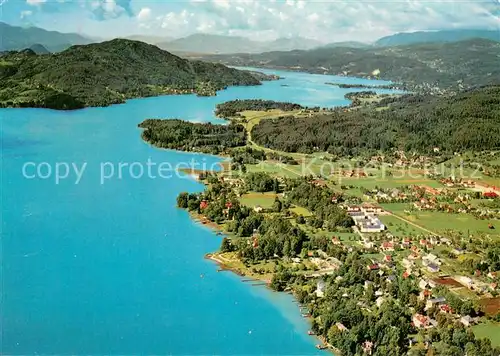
[
  {"x1": 321, "y1": 41, "x2": 371, "y2": 49},
  {"x1": 375, "y1": 29, "x2": 500, "y2": 47},
  {"x1": 0, "y1": 39, "x2": 264, "y2": 110},
  {"x1": 0, "y1": 22, "x2": 92, "y2": 52},
  {"x1": 202, "y1": 39, "x2": 500, "y2": 91},
  {"x1": 156, "y1": 34, "x2": 324, "y2": 54},
  {"x1": 1, "y1": 21, "x2": 499, "y2": 55}
]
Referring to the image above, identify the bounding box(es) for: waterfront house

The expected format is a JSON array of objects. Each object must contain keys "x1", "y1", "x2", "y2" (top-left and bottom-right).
[
  {"x1": 336, "y1": 322, "x2": 348, "y2": 332},
  {"x1": 316, "y1": 279, "x2": 326, "y2": 298}
]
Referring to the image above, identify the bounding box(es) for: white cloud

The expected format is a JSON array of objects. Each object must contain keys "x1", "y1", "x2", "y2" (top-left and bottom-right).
[
  {"x1": 26, "y1": 0, "x2": 46, "y2": 5},
  {"x1": 307, "y1": 13, "x2": 319, "y2": 22},
  {"x1": 180, "y1": 0, "x2": 500, "y2": 42},
  {"x1": 137, "y1": 7, "x2": 151, "y2": 21},
  {"x1": 10, "y1": 0, "x2": 500, "y2": 43},
  {"x1": 20, "y1": 10, "x2": 33, "y2": 18},
  {"x1": 213, "y1": 0, "x2": 230, "y2": 9}
]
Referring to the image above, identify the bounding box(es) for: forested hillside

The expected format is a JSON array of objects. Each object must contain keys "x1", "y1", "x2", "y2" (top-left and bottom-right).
[
  {"x1": 203, "y1": 39, "x2": 500, "y2": 91},
  {"x1": 215, "y1": 99, "x2": 304, "y2": 118},
  {"x1": 0, "y1": 39, "x2": 263, "y2": 110},
  {"x1": 139, "y1": 119, "x2": 247, "y2": 155},
  {"x1": 251, "y1": 86, "x2": 500, "y2": 155},
  {"x1": 375, "y1": 29, "x2": 500, "y2": 47}
]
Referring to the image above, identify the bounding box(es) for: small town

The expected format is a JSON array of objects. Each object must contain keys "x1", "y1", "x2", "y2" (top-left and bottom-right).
[{"x1": 179, "y1": 147, "x2": 500, "y2": 355}]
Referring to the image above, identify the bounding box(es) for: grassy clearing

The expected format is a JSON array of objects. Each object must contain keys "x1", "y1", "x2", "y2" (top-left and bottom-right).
[
  {"x1": 380, "y1": 203, "x2": 500, "y2": 237},
  {"x1": 240, "y1": 192, "x2": 277, "y2": 209},
  {"x1": 245, "y1": 162, "x2": 303, "y2": 178},
  {"x1": 338, "y1": 175, "x2": 442, "y2": 190},
  {"x1": 472, "y1": 322, "x2": 500, "y2": 347},
  {"x1": 401, "y1": 211, "x2": 499, "y2": 237},
  {"x1": 380, "y1": 203, "x2": 411, "y2": 213},
  {"x1": 336, "y1": 232, "x2": 361, "y2": 246},
  {"x1": 379, "y1": 215, "x2": 427, "y2": 236},
  {"x1": 290, "y1": 205, "x2": 313, "y2": 217}
]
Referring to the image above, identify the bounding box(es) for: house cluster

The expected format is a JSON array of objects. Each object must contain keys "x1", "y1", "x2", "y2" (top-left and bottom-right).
[
  {"x1": 413, "y1": 278, "x2": 479, "y2": 329},
  {"x1": 340, "y1": 170, "x2": 367, "y2": 178},
  {"x1": 413, "y1": 197, "x2": 438, "y2": 211},
  {"x1": 422, "y1": 253, "x2": 441, "y2": 273},
  {"x1": 439, "y1": 177, "x2": 476, "y2": 189},
  {"x1": 344, "y1": 204, "x2": 386, "y2": 233},
  {"x1": 455, "y1": 275, "x2": 499, "y2": 295},
  {"x1": 363, "y1": 187, "x2": 410, "y2": 203}
]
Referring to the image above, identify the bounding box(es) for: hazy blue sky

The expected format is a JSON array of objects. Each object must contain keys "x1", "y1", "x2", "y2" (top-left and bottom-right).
[{"x1": 1, "y1": 0, "x2": 499, "y2": 42}]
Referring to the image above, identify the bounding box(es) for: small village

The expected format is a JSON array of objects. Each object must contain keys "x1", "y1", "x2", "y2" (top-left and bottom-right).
[
  {"x1": 185, "y1": 158, "x2": 500, "y2": 353},
  {"x1": 171, "y1": 102, "x2": 500, "y2": 354}
]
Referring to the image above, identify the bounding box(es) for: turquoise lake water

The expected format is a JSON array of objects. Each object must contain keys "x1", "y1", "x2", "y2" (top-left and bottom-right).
[{"x1": 1, "y1": 68, "x2": 399, "y2": 355}]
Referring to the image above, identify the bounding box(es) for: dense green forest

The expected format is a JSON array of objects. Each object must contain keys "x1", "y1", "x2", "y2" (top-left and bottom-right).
[
  {"x1": 215, "y1": 99, "x2": 304, "y2": 118},
  {"x1": 0, "y1": 39, "x2": 264, "y2": 110},
  {"x1": 230, "y1": 147, "x2": 299, "y2": 168},
  {"x1": 251, "y1": 86, "x2": 500, "y2": 155},
  {"x1": 139, "y1": 119, "x2": 246, "y2": 155},
  {"x1": 203, "y1": 39, "x2": 500, "y2": 91}
]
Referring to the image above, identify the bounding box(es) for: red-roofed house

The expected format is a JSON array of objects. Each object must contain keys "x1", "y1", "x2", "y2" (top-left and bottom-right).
[
  {"x1": 440, "y1": 304, "x2": 453, "y2": 313},
  {"x1": 200, "y1": 200, "x2": 209, "y2": 209},
  {"x1": 367, "y1": 264, "x2": 380, "y2": 271},
  {"x1": 484, "y1": 192, "x2": 499, "y2": 199},
  {"x1": 413, "y1": 314, "x2": 429, "y2": 329},
  {"x1": 381, "y1": 242, "x2": 395, "y2": 252}
]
